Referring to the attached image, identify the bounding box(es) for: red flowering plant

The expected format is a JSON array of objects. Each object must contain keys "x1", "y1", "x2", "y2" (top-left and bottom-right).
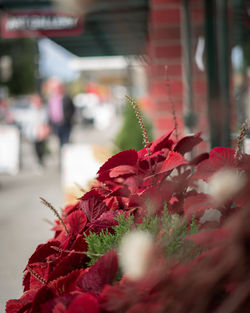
[{"x1": 6, "y1": 99, "x2": 250, "y2": 313}]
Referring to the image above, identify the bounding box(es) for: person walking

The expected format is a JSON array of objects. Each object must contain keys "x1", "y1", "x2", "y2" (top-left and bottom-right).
[
  {"x1": 48, "y1": 81, "x2": 75, "y2": 148},
  {"x1": 28, "y1": 94, "x2": 50, "y2": 171}
]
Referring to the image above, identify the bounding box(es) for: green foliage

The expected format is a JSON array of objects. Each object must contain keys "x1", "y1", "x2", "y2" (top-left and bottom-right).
[
  {"x1": 159, "y1": 211, "x2": 200, "y2": 260},
  {"x1": 137, "y1": 214, "x2": 159, "y2": 237},
  {"x1": 0, "y1": 38, "x2": 36, "y2": 95},
  {"x1": 85, "y1": 207, "x2": 200, "y2": 267},
  {"x1": 113, "y1": 101, "x2": 153, "y2": 153},
  {"x1": 85, "y1": 214, "x2": 134, "y2": 266}
]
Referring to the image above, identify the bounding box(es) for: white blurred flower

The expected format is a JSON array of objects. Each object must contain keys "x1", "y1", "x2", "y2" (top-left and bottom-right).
[
  {"x1": 196, "y1": 179, "x2": 209, "y2": 194},
  {"x1": 200, "y1": 208, "x2": 222, "y2": 224},
  {"x1": 208, "y1": 168, "x2": 246, "y2": 205},
  {"x1": 119, "y1": 230, "x2": 153, "y2": 281}
]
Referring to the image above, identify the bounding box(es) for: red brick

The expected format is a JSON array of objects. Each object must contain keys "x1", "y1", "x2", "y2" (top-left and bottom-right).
[
  {"x1": 149, "y1": 98, "x2": 183, "y2": 113},
  {"x1": 166, "y1": 80, "x2": 183, "y2": 96},
  {"x1": 193, "y1": 79, "x2": 207, "y2": 95},
  {"x1": 150, "y1": 80, "x2": 183, "y2": 97},
  {"x1": 150, "y1": 82, "x2": 167, "y2": 97},
  {"x1": 150, "y1": 26, "x2": 181, "y2": 42},
  {"x1": 155, "y1": 116, "x2": 184, "y2": 132},
  {"x1": 150, "y1": 64, "x2": 182, "y2": 78},
  {"x1": 165, "y1": 64, "x2": 182, "y2": 76},
  {"x1": 156, "y1": 128, "x2": 185, "y2": 138},
  {"x1": 151, "y1": 8, "x2": 181, "y2": 26},
  {"x1": 153, "y1": 45, "x2": 182, "y2": 59},
  {"x1": 197, "y1": 115, "x2": 208, "y2": 129},
  {"x1": 190, "y1": 7, "x2": 204, "y2": 24}
]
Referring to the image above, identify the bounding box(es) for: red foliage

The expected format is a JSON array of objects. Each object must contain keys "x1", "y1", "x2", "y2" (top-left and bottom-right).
[
  {"x1": 77, "y1": 250, "x2": 118, "y2": 295},
  {"x1": 6, "y1": 130, "x2": 250, "y2": 313},
  {"x1": 101, "y1": 205, "x2": 250, "y2": 313}
]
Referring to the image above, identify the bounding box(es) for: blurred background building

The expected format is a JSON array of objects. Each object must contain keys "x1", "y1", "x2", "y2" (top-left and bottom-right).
[{"x1": 0, "y1": 0, "x2": 249, "y2": 148}]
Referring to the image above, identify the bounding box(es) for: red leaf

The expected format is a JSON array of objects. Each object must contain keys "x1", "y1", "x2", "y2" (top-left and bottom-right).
[
  {"x1": 77, "y1": 250, "x2": 118, "y2": 295},
  {"x1": 128, "y1": 194, "x2": 145, "y2": 208},
  {"x1": 189, "y1": 152, "x2": 209, "y2": 166},
  {"x1": 97, "y1": 149, "x2": 138, "y2": 182},
  {"x1": 48, "y1": 252, "x2": 85, "y2": 282},
  {"x1": 70, "y1": 234, "x2": 88, "y2": 252},
  {"x1": 27, "y1": 241, "x2": 60, "y2": 265},
  {"x1": 24, "y1": 263, "x2": 49, "y2": 291},
  {"x1": 63, "y1": 204, "x2": 78, "y2": 216},
  {"x1": 30, "y1": 286, "x2": 55, "y2": 312},
  {"x1": 193, "y1": 147, "x2": 236, "y2": 182},
  {"x1": 174, "y1": 132, "x2": 202, "y2": 155},
  {"x1": 110, "y1": 165, "x2": 138, "y2": 178},
  {"x1": 101, "y1": 284, "x2": 129, "y2": 312},
  {"x1": 159, "y1": 151, "x2": 187, "y2": 173},
  {"x1": 41, "y1": 294, "x2": 76, "y2": 313},
  {"x1": 6, "y1": 290, "x2": 36, "y2": 313},
  {"x1": 184, "y1": 193, "x2": 213, "y2": 217},
  {"x1": 140, "y1": 182, "x2": 174, "y2": 215},
  {"x1": 67, "y1": 210, "x2": 87, "y2": 236},
  {"x1": 80, "y1": 190, "x2": 108, "y2": 222},
  {"x1": 124, "y1": 175, "x2": 144, "y2": 194},
  {"x1": 108, "y1": 185, "x2": 130, "y2": 198},
  {"x1": 48, "y1": 269, "x2": 83, "y2": 295},
  {"x1": 49, "y1": 302, "x2": 67, "y2": 313},
  {"x1": 67, "y1": 293, "x2": 100, "y2": 313},
  {"x1": 104, "y1": 197, "x2": 120, "y2": 211},
  {"x1": 87, "y1": 211, "x2": 118, "y2": 234},
  {"x1": 81, "y1": 189, "x2": 105, "y2": 202},
  {"x1": 185, "y1": 228, "x2": 231, "y2": 248},
  {"x1": 137, "y1": 147, "x2": 148, "y2": 158},
  {"x1": 149, "y1": 129, "x2": 174, "y2": 153}
]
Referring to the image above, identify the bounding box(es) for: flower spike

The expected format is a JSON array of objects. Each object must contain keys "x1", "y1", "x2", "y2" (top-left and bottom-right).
[
  {"x1": 26, "y1": 265, "x2": 48, "y2": 285},
  {"x1": 234, "y1": 118, "x2": 249, "y2": 162},
  {"x1": 74, "y1": 182, "x2": 86, "y2": 194},
  {"x1": 165, "y1": 65, "x2": 178, "y2": 141},
  {"x1": 51, "y1": 245, "x2": 84, "y2": 255},
  {"x1": 125, "y1": 95, "x2": 150, "y2": 153},
  {"x1": 40, "y1": 197, "x2": 70, "y2": 236}
]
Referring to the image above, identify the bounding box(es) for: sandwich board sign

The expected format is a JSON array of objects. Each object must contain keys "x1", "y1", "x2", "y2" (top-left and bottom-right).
[
  {"x1": 0, "y1": 125, "x2": 20, "y2": 175},
  {"x1": 61, "y1": 143, "x2": 110, "y2": 204}
]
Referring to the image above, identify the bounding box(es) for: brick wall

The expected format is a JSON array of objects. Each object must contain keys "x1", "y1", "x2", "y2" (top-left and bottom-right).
[
  {"x1": 147, "y1": 0, "x2": 184, "y2": 138},
  {"x1": 147, "y1": 0, "x2": 209, "y2": 151},
  {"x1": 189, "y1": 0, "x2": 209, "y2": 152}
]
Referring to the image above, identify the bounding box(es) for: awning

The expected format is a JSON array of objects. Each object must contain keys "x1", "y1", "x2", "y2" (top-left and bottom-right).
[{"x1": 0, "y1": 0, "x2": 149, "y2": 56}]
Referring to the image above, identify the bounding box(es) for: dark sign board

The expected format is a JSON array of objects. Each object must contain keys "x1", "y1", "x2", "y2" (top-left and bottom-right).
[{"x1": 0, "y1": 10, "x2": 84, "y2": 38}]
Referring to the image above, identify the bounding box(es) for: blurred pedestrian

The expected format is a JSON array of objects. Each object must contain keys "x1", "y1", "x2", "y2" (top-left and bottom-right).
[
  {"x1": 0, "y1": 96, "x2": 9, "y2": 122},
  {"x1": 48, "y1": 81, "x2": 75, "y2": 148},
  {"x1": 28, "y1": 94, "x2": 50, "y2": 170}
]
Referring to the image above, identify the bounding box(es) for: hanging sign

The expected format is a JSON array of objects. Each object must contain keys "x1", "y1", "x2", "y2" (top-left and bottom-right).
[{"x1": 1, "y1": 10, "x2": 84, "y2": 38}]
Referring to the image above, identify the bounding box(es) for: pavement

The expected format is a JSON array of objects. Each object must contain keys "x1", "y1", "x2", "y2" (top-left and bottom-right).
[{"x1": 0, "y1": 121, "x2": 120, "y2": 312}]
